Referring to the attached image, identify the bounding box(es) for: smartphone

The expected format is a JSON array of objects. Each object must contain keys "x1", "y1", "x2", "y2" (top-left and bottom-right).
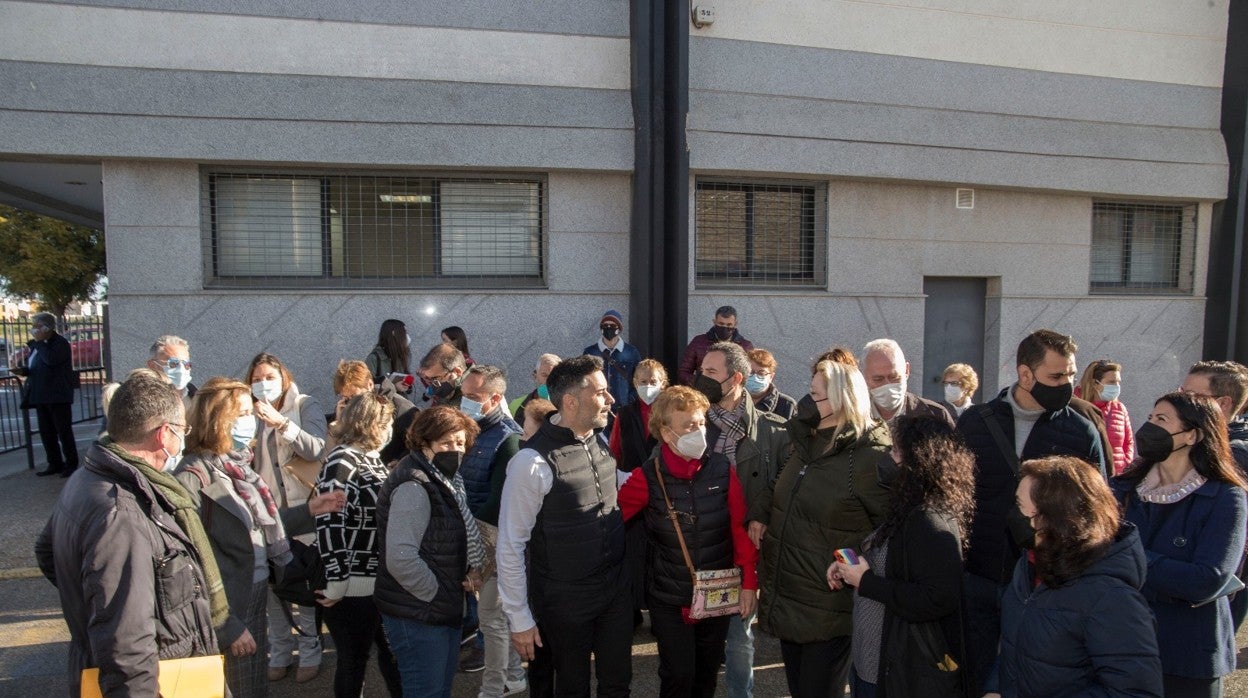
[{"x1": 833, "y1": 548, "x2": 861, "y2": 566}]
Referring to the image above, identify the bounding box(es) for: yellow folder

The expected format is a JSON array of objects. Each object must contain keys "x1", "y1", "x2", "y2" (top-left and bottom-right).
[{"x1": 81, "y1": 655, "x2": 224, "y2": 698}]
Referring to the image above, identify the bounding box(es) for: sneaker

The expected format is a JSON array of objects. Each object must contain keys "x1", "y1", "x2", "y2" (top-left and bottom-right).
[
  {"x1": 504, "y1": 677, "x2": 529, "y2": 694},
  {"x1": 459, "y1": 645, "x2": 485, "y2": 673}
]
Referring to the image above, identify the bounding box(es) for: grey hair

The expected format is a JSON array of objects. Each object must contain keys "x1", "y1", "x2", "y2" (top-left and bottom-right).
[
  {"x1": 31, "y1": 312, "x2": 57, "y2": 328},
  {"x1": 708, "y1": 341, "x2": 750, "y2": 381},
  {"x1": 535, "y1": 353, "x2": 562, "y2": 370},
  {"x1": 108, "y1": 371, "x2": 184, "y2": 443},
  {"x1": 465, "y1": 364, "x2": 508, "y2": 396},
  {"x1": 150, "y1": 335, "x2": 189, "y2": 359},
  {"x1": 862, "y1": 338, "x2": 906, "y2": 368}
]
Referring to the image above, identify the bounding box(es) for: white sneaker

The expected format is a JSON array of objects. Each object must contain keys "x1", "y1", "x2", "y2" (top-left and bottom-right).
[{"x1": 504, "y1": 677, "x2": 529, "y2": 695}]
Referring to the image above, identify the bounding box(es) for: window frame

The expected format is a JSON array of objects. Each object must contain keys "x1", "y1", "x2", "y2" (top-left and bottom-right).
[{"x1": 1089, "y1": 200, "x2": 1196, "y2": 295}]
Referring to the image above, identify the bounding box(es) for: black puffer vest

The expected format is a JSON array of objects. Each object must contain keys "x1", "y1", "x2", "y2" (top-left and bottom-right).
[
  {"x1": 525, "y1": 417, "x2": 625, "y2": 590},
  {"x1": 616, "y1": 400, "x2": 657, "y2": 472},
  {"x1": 373, "y1": 454, "x2": 466, "y2": 626},
  {"x1": 643, "y1": 451, "x2": 735, "y2": 607}
]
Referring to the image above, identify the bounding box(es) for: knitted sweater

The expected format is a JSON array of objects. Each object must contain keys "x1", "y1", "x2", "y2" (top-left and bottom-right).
[{"x1": 315, "y1": 444, "x2": 389, "y2": 600}]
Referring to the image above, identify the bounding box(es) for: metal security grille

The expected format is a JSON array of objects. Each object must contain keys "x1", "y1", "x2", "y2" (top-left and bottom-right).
[
  {"x1": 1090, "y1": 201, "x2": 1196, "y2": 294},
  {"x1": 202, "y1": 172, "x2": 545, "y2": 289},
  {"x1": 695, "y1": 180, "x2": 824, "y2": 287}
]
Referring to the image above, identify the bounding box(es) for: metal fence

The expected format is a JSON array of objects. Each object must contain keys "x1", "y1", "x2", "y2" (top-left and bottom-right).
[{"x1": 0, "y1": 315, "x2": 109, "y2": 467}]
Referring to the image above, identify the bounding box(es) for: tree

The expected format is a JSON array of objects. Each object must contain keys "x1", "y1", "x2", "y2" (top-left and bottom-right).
[{"x1": 0, "y1": 205, "x2": 106, "y2": 318}]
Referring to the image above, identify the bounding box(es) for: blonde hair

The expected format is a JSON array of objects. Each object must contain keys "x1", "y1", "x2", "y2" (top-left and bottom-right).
[
  {"x1": 649, "y1": 386, "x2": 710, "y2": 438},
  {"x1": 813, "y1": 359, "x2": 872, "y2": 439},
  {"x1": 186, "y1": 377, "x2": 250, "y2": 455},
  {"x1": 634, "y1": 358, "x2": 669, "y2": 388},
  {"x1": 331, "y1": 392, "x2": 395, "y2": 451},
  {"x1": 943, "y1": 363, "x2": 979, "y2": 395}
]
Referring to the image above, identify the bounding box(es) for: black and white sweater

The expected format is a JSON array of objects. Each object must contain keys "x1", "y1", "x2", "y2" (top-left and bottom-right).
[{"x1": 315, "y1": 444, "x2": 389, "y2": 600}]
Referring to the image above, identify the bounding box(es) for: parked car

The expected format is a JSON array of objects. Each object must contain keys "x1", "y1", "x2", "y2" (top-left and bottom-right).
[{"x1": 8, "y1": 327, "x2": 102, "y2": 369}]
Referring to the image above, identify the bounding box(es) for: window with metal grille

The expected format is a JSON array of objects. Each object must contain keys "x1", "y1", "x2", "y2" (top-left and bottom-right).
[
  {"x1": 202, "y1": 171, "x2": 544, "y2": 289},
  {"x1": 1090, "y1": 201, "x2": 1195, "y2": 294},
  {"x1": 694, "y1": 180, "x2": 825, "y2": 287}
]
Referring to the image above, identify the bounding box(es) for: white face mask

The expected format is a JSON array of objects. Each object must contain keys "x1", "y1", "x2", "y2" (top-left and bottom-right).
[
  {"x1": 251, "y1": 379, "x2": 282, "y2": 403},
  {"x1": 230, "y1": 415, "x2": 257, "y2": 450},
  {"x1": 162, "y1": 425, "x2": 185, "y2": 471},
  {"x1": 943, "y1": 384, "x2": 964, "y2": 404},
  {"x1": 870, "y1": 381, "x2": 907, "y2": 413},
  {"x1": 166, "y1": 366, "x2": 192, "y2": 391},
  {"x1": 637, "y1": 384, "x2": 661, "y2": 405},
  {"x1": 672, "y1": 426, "x2": 708, "y2": 460}
]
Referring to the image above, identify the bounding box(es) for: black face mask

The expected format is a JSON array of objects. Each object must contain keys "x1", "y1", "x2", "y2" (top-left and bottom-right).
[
  {"x1": 693, "y1": 373, "x2": 727, "y2": 404},
  {"x1": 1136, "y1": 422, "x2": 1190, "y2": 463},
  {"x1": 712, "y1": 325, "x2": 734, "y2": 341},
  {"x1": 601, "y1": 325, "x2": 620, "y2": 340},
  {"x1": 795, "y1": 394, "x2": 826, "y2": 428},
  {"x1": 431, "y1": 451, "x2": 463, "y2": 480},
  {"x1": 425, "y1": 378, "x2": 457, "y2": 401},
  {"x1": 1026, "y1": 380, "x2": 1073, "y2": 413}
]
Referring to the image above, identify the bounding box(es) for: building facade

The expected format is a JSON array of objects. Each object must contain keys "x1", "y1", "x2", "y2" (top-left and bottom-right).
[{"x1": 0, "y1": 0, "x2": 1235, "y2": 421}]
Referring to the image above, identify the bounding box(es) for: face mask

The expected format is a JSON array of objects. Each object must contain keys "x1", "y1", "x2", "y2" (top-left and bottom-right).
[
  {"x1": 251, "y1": 379, "x2": 282, "y2": 403},
  {"x1": 424, "y1": 378, "x2": 457, "y2": 400},
  {"x1": 1136, "y1": 422, "x2": 1191, "y2": 463},
  {"x1": 162, "y1": 426, "x2": 184, "y2": 471},
  {"x1": 745, "y1": 374, "x2": 771, "y2": 396},
  {"x1": 870, "y1": 381, "x2": 907, "y2": 413},
  {"x1": 670, "y1": 426, "x2": 708, "y2": 460},
  {"x1": 537, "y1": 384, "x2": 550, "y2": 400},
  {"x1": 712, "y1": 326, "x2": 733, "y2": 341},
  {"x1": 637, "y1": 384, "x2": 661, "y2": 405},
  {"x1": 405, "y1": 333, "x2": 412, "y2": 347},
  {"x1": 431, "y1": 451, "x2": 463, "y2": 480},
  {"x1": 943, "y1": 384, "x2": 963, "y2": 404},
  {"x1": 1026, "y1": 380, "x2": 1072, "y2": 413},
  {"x1": 601, "y1": 326, "x2": 620, "y2": 341},
  {"x1": 795, "y1": 394, "x2": 827, "y2": 428},
  {"x1": 379, "y1": 426, "x2": 394, "y2": 448},
  {"x1": 460, "y1": 396, "x2": 486, "y2": 421},
  {"x1": 166, "y1": 366, "x2": 192, "y2": 391},
  {"x1": 1099, "y1": 383, "x2": 1121, "y2": 402},
  {"x1": 693, "y1": 373, "x2": 728, "y2": 404},
  {"x1": 230, "y1": 415, "x2": 257, "y2": 450}
]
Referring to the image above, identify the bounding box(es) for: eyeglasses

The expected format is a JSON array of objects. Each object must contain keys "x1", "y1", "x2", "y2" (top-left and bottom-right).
[
  {"x1": 166, "y1": 423, "x2": 192, "y2": 436},
  {"x1": 159, "y1": 358, "x2": 192, "y2": 370}
]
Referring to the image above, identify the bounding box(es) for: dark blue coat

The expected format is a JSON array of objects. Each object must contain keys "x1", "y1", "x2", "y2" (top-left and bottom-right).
[
  {"x1": 1112, "y1": 475, "x2": 1247, "y2": 679},
  {"x1": 989, "y1": 523, "x2": 1162, "y2": 697},
  {"x1": 1228, "y1": 416, "x2": 1247, "y2": 473},
  {"x1": 583, "y1": 341, "x2": 640, "y2": 409},
  {"x1": 958, "y1": 387, "x2": 1107, "y2": 582},
  {"x1": 24, "y1": 332, "x2": 75, "y2": 405}
]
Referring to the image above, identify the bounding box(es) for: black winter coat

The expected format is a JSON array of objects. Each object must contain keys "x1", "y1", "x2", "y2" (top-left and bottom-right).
[{"x1": 23, "y1": 331, "x2": 75, "y2": 405}]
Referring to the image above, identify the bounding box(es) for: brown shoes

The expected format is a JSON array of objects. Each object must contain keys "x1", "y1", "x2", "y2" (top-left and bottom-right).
[
  {"x1": 267, "y1": 665, "x2": 289, "y2": 681},
  {"x1": 295, "y1": 665, "x2": 320, "y2": 683}
]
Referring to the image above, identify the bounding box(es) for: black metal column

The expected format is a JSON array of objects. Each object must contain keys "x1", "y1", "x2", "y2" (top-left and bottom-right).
[{"x1": 629, "y1": 0, "x2": 689, "y2": 373}]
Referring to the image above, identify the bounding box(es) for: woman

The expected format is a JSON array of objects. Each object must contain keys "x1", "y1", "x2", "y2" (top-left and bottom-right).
[
  {"x1": 441, "y1": 325, "x2": 474, "y2": 366},
  {"x1": 984, "y1": 456, "x2": 1162, "y2": 697},
  {"x1": 827, "y1": 414, "x2": 974, "y2": 698},
  {"x1": 175, "y1": 378, "x2": 344, "y2": 697},
  {"x1": 1112, "y1": 391, "x2": 1247, "y2": 697},
  {"x1": 616, "y1": 386, "x2": 759, "y2": 697},
  {"x1": 755, "y1": 358, "x2": 892, "y2": 697},
  {"x1": 331, "y1": 359, "x2": 416, "y2": 464},
  {"x1": 247, "y1": 352, "x2": 329, "y2": 682},
  {"x1": 940, "y1": 363, "x2": 978, "y2": 421},
  {"x1": 314, "y1": 392, "x2": 403, "y2": 697},
  {"x1": 609, "y1": 358, "x2": 667, "y2": 471},
  {"x1": 374, "y1": 406, "x2": 487, "y2": 698},
  {"x1": 747, "y1": 348, "x2": 797, "y2": 419},
  {"x1": 366, "y1": 319, "x2": 412, "y2": 385},
  {"x1": 1076, "y1": 360, "x2": 1134, "y2": 475}
]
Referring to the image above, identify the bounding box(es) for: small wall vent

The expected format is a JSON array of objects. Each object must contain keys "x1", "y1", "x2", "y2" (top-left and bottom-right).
[{"x1": 956, "y1": 188, "x2": 975, "y2": 210}]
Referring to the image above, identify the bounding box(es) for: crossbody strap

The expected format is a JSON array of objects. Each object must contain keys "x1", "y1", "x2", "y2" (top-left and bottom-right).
[
  {"x1": 654, "y1": 463, "x2": 699, "y2": 585},
  {"x1": 978, "y1": 404, "x2": 1020, "y2": 477}
]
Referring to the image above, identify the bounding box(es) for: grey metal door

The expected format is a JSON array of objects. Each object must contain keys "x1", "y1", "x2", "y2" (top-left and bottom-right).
[{"x1": 921, "y1": 277, "x2": 986, "y2": 403}]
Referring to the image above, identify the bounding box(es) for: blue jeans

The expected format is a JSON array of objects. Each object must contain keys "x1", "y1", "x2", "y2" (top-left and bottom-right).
[
  {"x1": 851, "y1": 668, "x2": 877, "y2": 698},
  {"x1": 380, "y1": 614, "x2": 459, "y2": 698},
  {"x1": 723, "y1": 611, "x2": 755, "y2": 698}
]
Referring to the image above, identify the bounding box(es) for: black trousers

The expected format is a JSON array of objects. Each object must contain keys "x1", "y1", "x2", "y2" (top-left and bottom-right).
[
  {"x1": 322, "y1": 595, "x2": 402, "y2": 698},
  {"x1": 35, "y1": 402, "x2": 77, "y2": 472},
  {"x1": 779, "y1": 636, "x2": 851, "y2": 698},
  {"x1": 1162, "y1": 674, "x2": 1222, "y2": 698},
  {"x1": 534, "y1": 575, "x2": 633, "y2": 698},
  {"x1": 528, "y1": 622, "x2": 556, "y2": 698},
  {"x1": 648, "y1": 600, "x2": 732, "y2": 698}
]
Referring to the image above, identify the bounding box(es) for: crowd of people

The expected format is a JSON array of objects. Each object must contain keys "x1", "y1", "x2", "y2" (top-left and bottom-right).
[{"x1": 26, "y1": 304, "x2": 1248, "y2": 698}]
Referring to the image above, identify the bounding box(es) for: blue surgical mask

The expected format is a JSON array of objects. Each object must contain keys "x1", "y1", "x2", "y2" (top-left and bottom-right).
[
  {"x1": 166, "y1": 366, "x2": 192, "y2": 391},
  {"x1": 230, "y1": 415, "x2": 257, "y2": 450},
  {"x1": 1099, "y1": 383, "x2": 1121, "y2": 402},
  {"x1": 251, "y1": 379, "x2": 282, "y2": 403},
  {"x1": 745, "y1": 374, "x2": 771, "y2": 396},
  {"x1": 537, "y1": 384, "x2": 550, "y2": 400},
  {"x1": 460, "y1": 396, "x2": 486, "y2": 422}
]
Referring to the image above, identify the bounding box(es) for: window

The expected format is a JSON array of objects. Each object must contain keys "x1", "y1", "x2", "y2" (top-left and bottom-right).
[
  {"x1": 695, "y1": 180, "x2": 825, "y2": 287},
  {"x1": 1090, "y1": 201, "x2": 1195, "y2": 294},
  {"x1": 203, "y1": 172, "x2": 544, "y2": 288}
]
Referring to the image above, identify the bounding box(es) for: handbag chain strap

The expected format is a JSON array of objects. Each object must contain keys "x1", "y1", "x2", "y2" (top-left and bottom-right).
[{"x1": 654, "y1": 463, "x2": 699, "y2": 585}]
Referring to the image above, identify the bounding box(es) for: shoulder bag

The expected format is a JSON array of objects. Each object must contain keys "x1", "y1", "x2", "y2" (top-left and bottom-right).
[{"x1": 655, "y1": 464, "x2": 742, "y2": 619}]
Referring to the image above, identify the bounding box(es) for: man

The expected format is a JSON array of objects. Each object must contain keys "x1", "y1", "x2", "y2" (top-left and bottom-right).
[
  {"x1": 498, "y1": 355, "x2": 630, "y2": 697},
  {"x1": 956, "y1": 329, "x2": 1106, "y2": 692},
  {"x1": 20, "y1": 312, "x2": 79, "y2": 477},
  {"x1": 746, "y1": 348, "x2": 797, "y2": 419},
  {"x1": 678, "y1": 305, "x2": 754, "y2": 385},
  {"x1": 1183, "y1": 360, "x2": 1248, "y2": 470},
  {"x1": 696, "y1": 342, "x2": 789, "y2": 698},
  {"x1": 583, "y1": 310, "x2": 641, "y2": 412},
  {"x1": 417, "y1": 343, "x2": 467, "y2": 408},
  {"x1": 859, "y1": 338, "x2": 954, "y2": 427},
  {"x1": 511, "y1": 353, "x2": 561, "y2": 421},
  {"x1": 458, "y1": 365, "x2": 527, "y2": 691},
  {"x1": 147, "y1": 335, "x2": 196, "y2": 410},
  {"x1": 35, "y1": 371, "x2": 221, "y2": 695}
]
